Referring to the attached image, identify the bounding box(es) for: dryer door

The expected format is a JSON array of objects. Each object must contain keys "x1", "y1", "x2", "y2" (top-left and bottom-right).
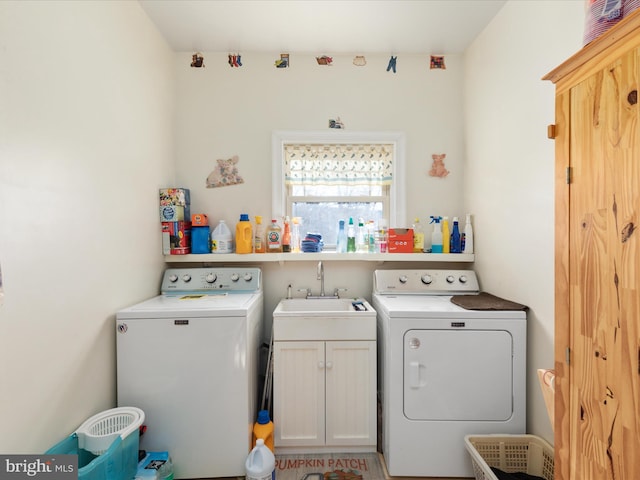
[{"x1": 403, "y1": 329, "x2": 513, "y2": 421}]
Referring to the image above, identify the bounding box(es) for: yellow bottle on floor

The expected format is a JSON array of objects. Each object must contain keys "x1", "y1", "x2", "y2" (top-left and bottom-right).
[{"x1": 252, "y1": 410, "x2": 274, "y2": 453}]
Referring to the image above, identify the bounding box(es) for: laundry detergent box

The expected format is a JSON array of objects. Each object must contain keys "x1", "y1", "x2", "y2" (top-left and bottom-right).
[
  {"x1": 162, "y1": 221, "x2": 191, "y2": 255},
  {"x1": 159, "y1": 187, "x2": 190, "y2": 206},
  {"x1": 135, "y1": 452, "x2": 171, "y2": 480},
  {"x1": 388, "y1": 228, "x2": 414, "y2": 253}
]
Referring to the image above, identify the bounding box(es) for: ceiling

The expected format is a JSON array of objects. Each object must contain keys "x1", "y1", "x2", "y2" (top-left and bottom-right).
[{"x1": 138, "y1": 0, "x2": 507, "y2": 55}]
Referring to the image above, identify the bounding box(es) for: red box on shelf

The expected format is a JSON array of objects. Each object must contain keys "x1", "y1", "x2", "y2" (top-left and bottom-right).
[
  {"x1": 388, "y1": 228, "x2": 414, "y2": 253},
  {"x1": 162, "y1": 221, "x2": 192, "y2": 255}
]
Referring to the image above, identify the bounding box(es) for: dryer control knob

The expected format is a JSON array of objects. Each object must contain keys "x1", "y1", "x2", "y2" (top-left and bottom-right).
[
  {"x1": 205, "y1": 273, "x2": 217, "y2": 284},
  {"x1": 421, "y1": 275, "x2": 433, "y2": 285},
  {"x1": 459, "y1": 275, "x2": 468, "y2": 284},
  {"x1": 168, "y1": 274, "x2": 178, "y2": 283},
  {"x1": 243, "y1": 273, "x2": 253, "y2": 282},
  {"x1": 182, "y1": 274, "x2": 192, "y2": 282},
  {"x1": 446, "y1": 275, "x2": 455, "y2": 284},
  {"x1": 399, "y1": 275, "x2": 408, "y2": 284},
  {"x1": 230, "y1": 273, "x2": 240, "y2": 282}
]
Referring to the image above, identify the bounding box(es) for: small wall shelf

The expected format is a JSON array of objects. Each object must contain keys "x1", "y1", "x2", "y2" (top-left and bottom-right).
[{"x1": 164, "y1": 252, "x2": 474, "y2": 263}]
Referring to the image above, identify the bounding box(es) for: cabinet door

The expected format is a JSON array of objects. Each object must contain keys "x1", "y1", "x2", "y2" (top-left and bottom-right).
[
  {"x1": 325, "y1": 340, "x2": 376, "y2": 446},
  {"x1": 563, "y1": 47, "x2": 640, "y2": 480},
  {"x1": 273, "y1": 341, "x2": 325, "y2": 446}
]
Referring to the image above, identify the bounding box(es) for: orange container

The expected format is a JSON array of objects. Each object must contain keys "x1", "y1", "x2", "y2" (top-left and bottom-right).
[
  {"x1": 235, "y1": 214, "x2": 253, "y2": 254},
  {"x1": 252, "y1": 410, "x2": 274, "y2": 453}
]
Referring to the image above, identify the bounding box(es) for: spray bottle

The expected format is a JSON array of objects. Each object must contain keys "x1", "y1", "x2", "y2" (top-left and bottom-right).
[{"x1": 430, "y1": 216, "x2": 443, "y2": 253}]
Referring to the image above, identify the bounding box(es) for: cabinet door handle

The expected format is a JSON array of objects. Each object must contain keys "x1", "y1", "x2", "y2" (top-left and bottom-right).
[
  {"x1": 318, "y1": 361, "x2": 325, "y2": 369},
  {"x1": 325, "y1": 361, "x2": 333, "y2": 369}
]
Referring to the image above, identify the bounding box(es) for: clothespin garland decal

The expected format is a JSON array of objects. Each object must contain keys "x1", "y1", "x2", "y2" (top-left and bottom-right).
[
  {"x1": 190, "y1": 52, "x2": 205, "y2": 68},
  {"x1": 386, "y1": 55, "x2": 397, "y2": 73},
  {"x1": 316, "y1": 55, "x2": 333, "y2": 65},
  {"x1": 430, "y1": 55, "x2": 446, "y2": 70},
  {"x1": 275, "y1": 53, "x2": 289, "y2": 68},
  {"x1": 228, "y1": 54, "x2": 242, "y2": 67}
]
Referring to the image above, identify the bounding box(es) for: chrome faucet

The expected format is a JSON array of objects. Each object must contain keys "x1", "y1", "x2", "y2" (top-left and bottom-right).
[{"x1": 317, "y1": 261, "x2": 325, "y2": 297}]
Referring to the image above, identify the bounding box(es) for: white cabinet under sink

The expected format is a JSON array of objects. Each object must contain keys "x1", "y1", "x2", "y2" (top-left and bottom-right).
[{"x1": 272, "y1": 298, "x2": 377, "y2": 453}]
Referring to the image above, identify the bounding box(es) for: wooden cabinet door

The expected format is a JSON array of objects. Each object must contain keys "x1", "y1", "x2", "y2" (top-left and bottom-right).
[
  {"x1": 325, "y1": 340, "x2": 377, "y2": 446},
  {"x1": 273, "y1": 341, "x2": 325, "y2": 446},
  {"x1": 563, "y1": 46, "x2": 640, "y2": 480}
]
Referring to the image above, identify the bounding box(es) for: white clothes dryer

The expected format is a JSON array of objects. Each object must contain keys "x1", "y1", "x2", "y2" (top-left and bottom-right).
[
  {"x1": 372, "y1": 269, "x2": 526, "y2": 478},
  {"x1": 116, "y1": 267, "x2": 263, "y2": 479}
]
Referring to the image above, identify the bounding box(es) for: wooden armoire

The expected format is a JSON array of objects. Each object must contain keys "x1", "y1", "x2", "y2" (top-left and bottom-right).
[{"x1": 544, "y1": 10, "x2": 640, "y2": 480}]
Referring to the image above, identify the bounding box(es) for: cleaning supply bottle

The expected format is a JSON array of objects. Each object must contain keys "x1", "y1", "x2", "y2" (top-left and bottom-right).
[
  {"x1": 254, "y1": 216, "x2": 265, "y2": 253},
  {"x1": 356, "y1": 218, "x2": 367, "y2": 252},
  {"x1": 442, "y1": 216, "x2": 450, "y2": 253},
  {"x1": 266, "y1": 219, "x2": 282, "y2": 253},
  {"x1": 412, "y1": 217, "x2": 424, "y2": 253},
  {"x1": 347, "y1": 217, "x2": 356, "y2": 252},
  {"x1": 291, "y1": 217, "x2": 301, "y2": 253},
  {"x1": 367, "y1": 220, "x2": 376, "y2": 252},
  {"x1": 211, "y1": 220, "x2": 232, "y2": 253},
  {"x1": 235, "y1": 214, "x2": 253, "y2": 254},
  {"x1": 336, "y1": 219, "x2": 347, "y2": 253},
  {"x1": 252, "y1": 410, "x2": 274, "y2": 453},
  {"x1": 462, "y1": 213, "x2": 474, "y2": 254},
  {"x1": 430, "y1": 216, "x2": 443, "y2": 253},
  {"x1": 450, "y1": 216, "x2": 462, "y2": 253},
  {"x1": 377, "y1": 219, "x2": 388, "y2": 253},
  {"x1": 245, "y1": 438, "x2": 275, "y2": 480},
  {"x1": 282, "y1": 216, "x2": 291, "y2": 252}
]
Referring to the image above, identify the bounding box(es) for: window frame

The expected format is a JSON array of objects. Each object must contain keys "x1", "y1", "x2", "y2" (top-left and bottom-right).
[{"x1": 271, "y1": 130, "x2": 406, "y2": 227}]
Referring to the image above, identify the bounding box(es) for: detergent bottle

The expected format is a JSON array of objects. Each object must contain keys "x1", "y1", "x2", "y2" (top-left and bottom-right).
[
  {"x1": 430, "y1": 216, "x2": 443, "y2": 253},
  {"x1": 254, "y1": 216, "x2": 265, "y2": 253},
  {"x1": 450, "y1": 216, "x2": 462, "y2": 253},
  {"x1": 462, "y1": 213, "x2": 474, "y2": 254},
  {"x1": 442, "y1": 216, "x2": 450, "y2": 254},
  {"x1": 235, "y1": 214, "x2": 253, "y2": 254},
  {"x1": 211, "y1": 220, "x2": 232, "y2": 253},
  {"x1": 252, "y1": 410, "x2": 274, "y2": 453},
  {"x1": 245, "y1": 439, "x2": 275, "y2": 480},
  {"x1": 412, "y1": 217, "x2": 424, "y2": 253}
]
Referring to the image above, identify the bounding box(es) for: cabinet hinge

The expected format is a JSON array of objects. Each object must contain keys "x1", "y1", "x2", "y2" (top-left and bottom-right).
[
  {"x1": 566, "y1": 347, "x2": 571, "y2": 365},
  {"x1": 566, "y1": 167, "x2": 572, "y2": 184},
  {"x1": 547, "y1": 124, "x2": 557, "y2": 139}
]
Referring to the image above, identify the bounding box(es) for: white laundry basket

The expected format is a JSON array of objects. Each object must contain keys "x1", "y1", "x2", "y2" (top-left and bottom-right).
[
  {"x1": 76, "y1": 406, "x2": 145, "y2": 455},
  {"x1": 464, "y1": 434, "x2": 554, "y2": 480}
]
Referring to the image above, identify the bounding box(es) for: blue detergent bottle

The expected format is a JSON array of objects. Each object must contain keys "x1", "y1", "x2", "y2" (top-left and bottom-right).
[{"x1": 451, "y1": 216, "x2": 462, "y2": 253}]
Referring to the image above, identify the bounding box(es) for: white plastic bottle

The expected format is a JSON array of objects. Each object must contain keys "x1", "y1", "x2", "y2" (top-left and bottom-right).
[
  {"x1": 462, "y1": 213, "x2": 474, "y2": 254},
  {"x1": 245, "y1": 438, "x2": 275, "y2": 480},
  {"x1": 211, "y1": 220, "x2": 232, "y2": 253}
]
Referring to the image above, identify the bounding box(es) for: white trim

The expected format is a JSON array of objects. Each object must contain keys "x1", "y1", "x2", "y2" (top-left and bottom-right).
[{"x1": 272, "y1": 130, "x2": 406, "y2": 226}]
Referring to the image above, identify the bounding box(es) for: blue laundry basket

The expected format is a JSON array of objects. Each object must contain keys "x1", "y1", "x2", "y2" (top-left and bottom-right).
[{"x1": 46, "y1": 407, "x2": 144, "y2": 480}]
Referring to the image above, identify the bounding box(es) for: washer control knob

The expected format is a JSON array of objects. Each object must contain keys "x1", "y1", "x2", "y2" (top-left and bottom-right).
[
  {"x1": 446, "y1": 275, "x2": 455, "y2": 284},
  {"x1": 182, "y1": 274, "x2": 191, "y2": 283},
  {"x1": 421, "y1": 275, "x2": 433, "y2": 285},
  {"x1": 459, "y1": 275, "x2": 468, "y2": 284},
  {"x1": 399, "y1": 275, "x2": 408, "y2": 284},
  {"x1": 230, "y1": 273, "x2": 240, "y2": 282},
  {"x1": 243, "y1": 273, "x2": 253, "y2": 282},
  {"x1": 205, "y1": 273, "x2": 217, "y2": 284},
  {"x1": 168, "y1": 274, "x2": 178, "y2": 283}
]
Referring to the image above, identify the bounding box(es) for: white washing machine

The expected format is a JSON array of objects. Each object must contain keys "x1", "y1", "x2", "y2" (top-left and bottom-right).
[
  {"x1": 372, "y1": 269, "x2": 526, "y2": 478},
  {"x1": 116, "y1": 267, "x2": 263, "y2": 479}
]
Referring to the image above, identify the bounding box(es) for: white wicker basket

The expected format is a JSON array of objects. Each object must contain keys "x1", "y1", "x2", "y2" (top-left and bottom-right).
[
  {"x1": 75, "y1": 407, "x2": 145, "y2": 455},
  {"x1": 464, "y1": 434, "x2": 554, "y2": 480}
]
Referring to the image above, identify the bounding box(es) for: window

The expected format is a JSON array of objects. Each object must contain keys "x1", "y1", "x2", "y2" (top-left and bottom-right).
[{"x1": 272, "y1": 131, "x2": 406, "y2": 248}]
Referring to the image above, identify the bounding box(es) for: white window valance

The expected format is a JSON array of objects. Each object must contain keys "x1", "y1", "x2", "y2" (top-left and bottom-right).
[{"x1": 284, "y1": 144, "x2": 393, "y2": 186}]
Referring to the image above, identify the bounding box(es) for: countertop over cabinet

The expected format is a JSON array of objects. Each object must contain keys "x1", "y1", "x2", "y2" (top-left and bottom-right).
[{"x1": 164, "y1": 252, "x2": 474, "y2": 263}]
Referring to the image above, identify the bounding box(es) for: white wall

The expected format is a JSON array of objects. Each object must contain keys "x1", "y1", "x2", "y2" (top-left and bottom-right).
[
  {"x1": 464, "y1": 0, "x2": 584, "y2": 442},
  {"x1": 0, "y1": 1, "x2": 174, "y2": 452}
]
